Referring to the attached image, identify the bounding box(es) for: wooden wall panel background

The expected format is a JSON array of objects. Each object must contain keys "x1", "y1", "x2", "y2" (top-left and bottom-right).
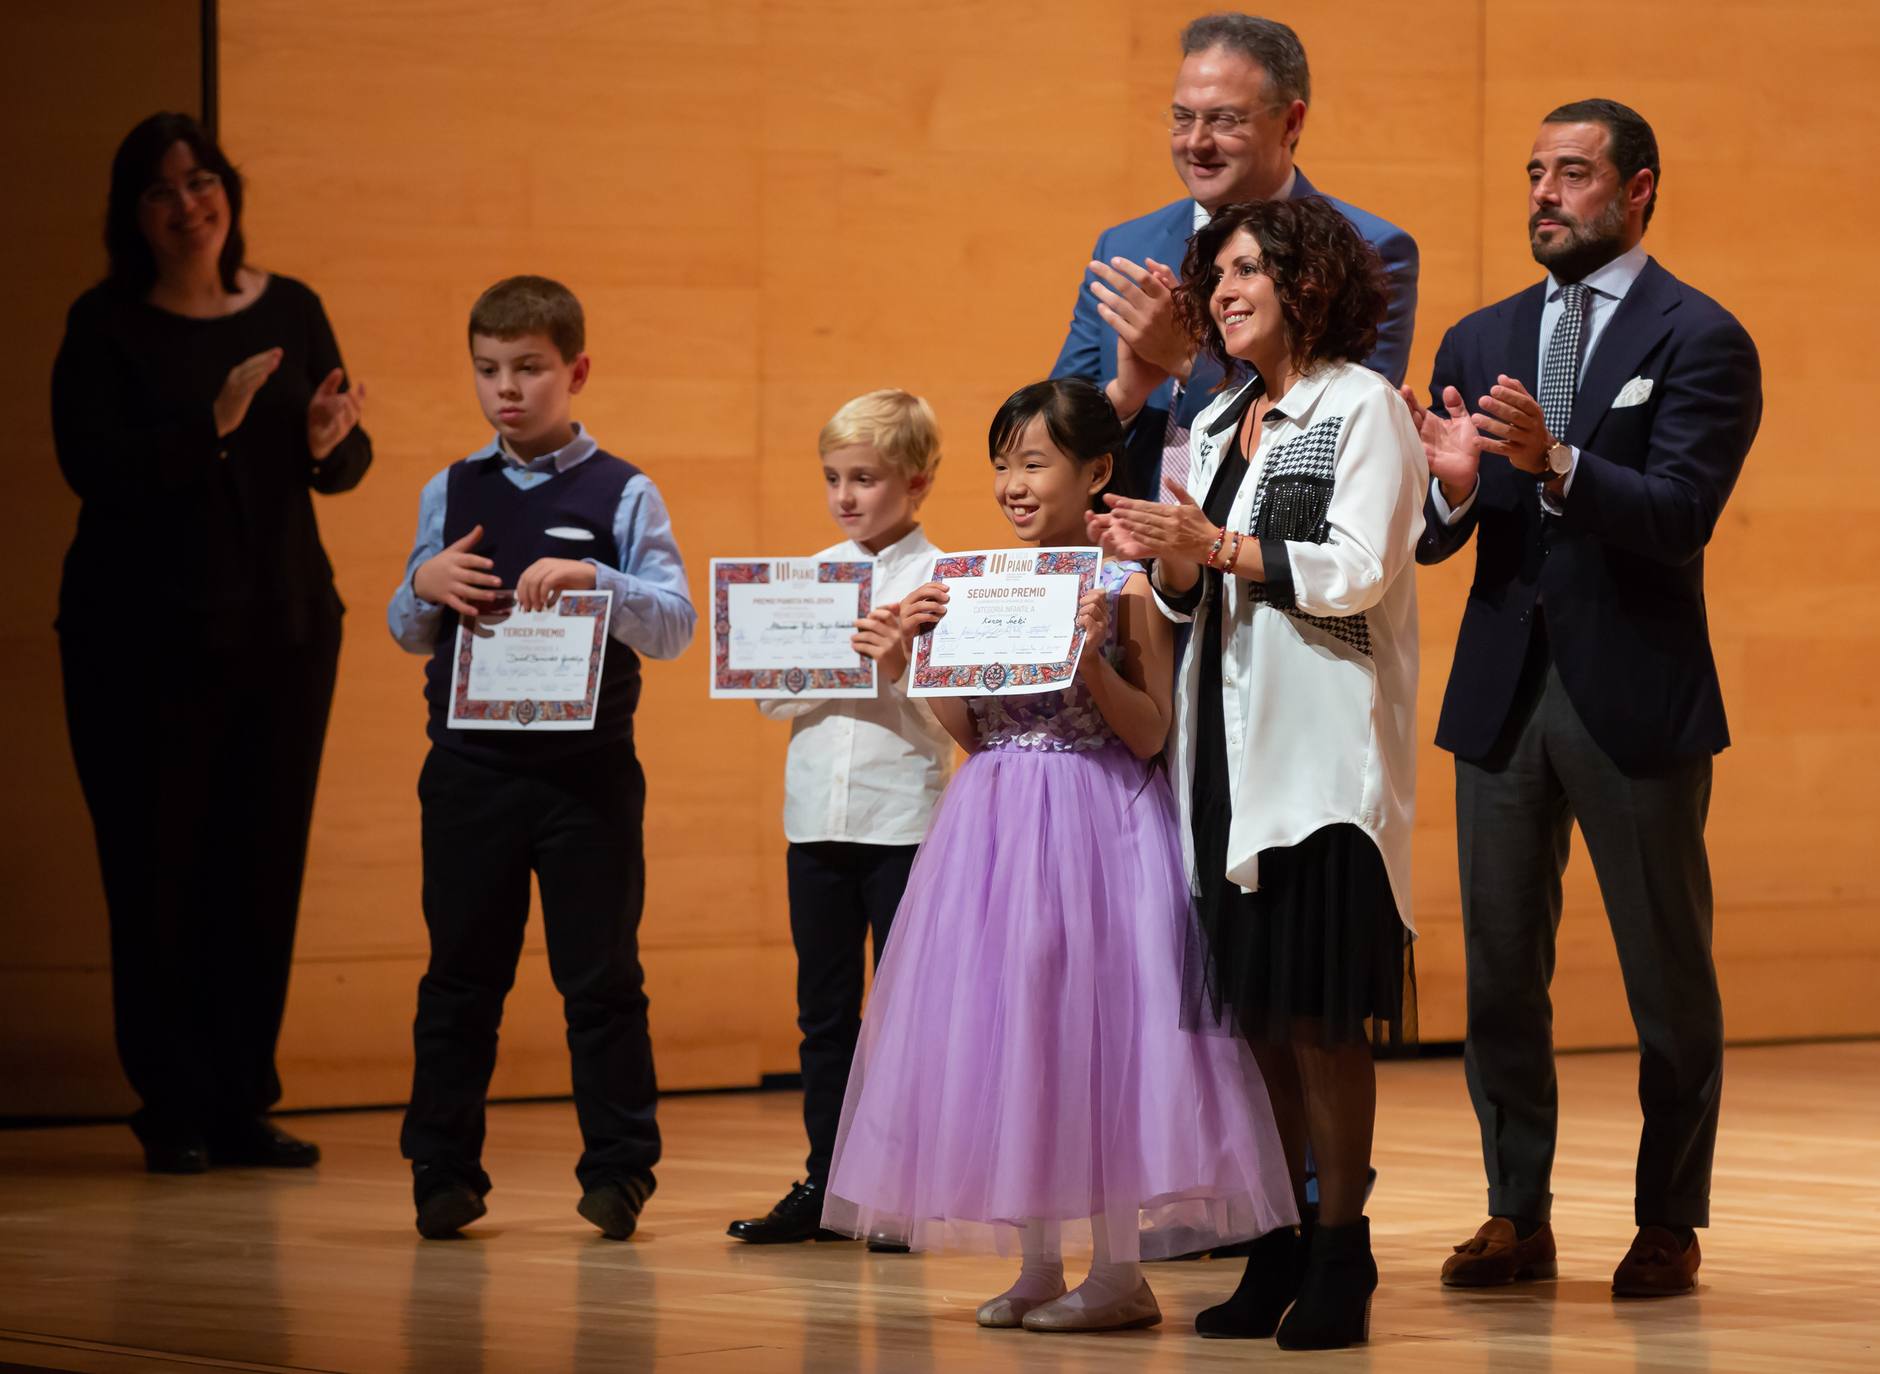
[{"x1": 5, "y1": 0, "x2": 1874, "y2": 1114}]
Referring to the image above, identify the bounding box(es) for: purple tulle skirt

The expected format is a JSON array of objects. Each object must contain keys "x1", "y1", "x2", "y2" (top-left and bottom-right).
[{"x1": 821, "y1": 741, "x2": 1298, "y2": 1260}]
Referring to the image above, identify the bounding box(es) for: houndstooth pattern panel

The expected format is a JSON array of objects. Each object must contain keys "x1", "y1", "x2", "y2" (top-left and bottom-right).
[
  {"x1": 1247, "y1": 415, "x2": 1341, "y2": 531},
  {"x1": 1242, "y1": 414, "x2": 1373, "y2": 657}
]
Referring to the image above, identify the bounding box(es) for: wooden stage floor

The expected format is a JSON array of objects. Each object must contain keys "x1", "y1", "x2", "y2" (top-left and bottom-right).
[{"x1": 1, "y1": 1042, "x2": 1875, "y2": 1373}]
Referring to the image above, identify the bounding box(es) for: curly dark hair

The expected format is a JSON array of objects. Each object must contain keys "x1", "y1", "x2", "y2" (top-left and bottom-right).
[{"x1": 1179, "y1": 197, "x2": 1388, "y2": 380}]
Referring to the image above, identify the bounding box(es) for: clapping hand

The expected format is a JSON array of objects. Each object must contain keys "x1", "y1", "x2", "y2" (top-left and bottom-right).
[
  {"x1": 1089, "y1": 255, "x2": 1195, "y2": 382},
  {"x1": 1098, "y1": 477, "x2": 1217, "y2": 561},
  {"x1": 1108, "y1": 333, "x2": 1169, "y2": 425},
  {"x1": 1085, "y1": 509, "x2": 1155, "y2": 562},
  {"x1": 1400, "y1": 384, "x2": 1486, "y2": 504},
  {"x1": 308, "y1": 367, "x2": 367, "y2": 461},
  {"x1": 852, "y1": 603, "x2": 908, "y2": 681},
  {"x1": 214, "y1": 347, "x2": 283, "y2": 438},
  {"x1": 1473, "y1": 375, "x2": 1552, "y2": 474}
]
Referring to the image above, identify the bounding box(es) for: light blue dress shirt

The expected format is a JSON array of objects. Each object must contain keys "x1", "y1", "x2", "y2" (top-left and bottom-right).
[{"x1": 387, "y1": 424, "x2": 696, "y2": 659}]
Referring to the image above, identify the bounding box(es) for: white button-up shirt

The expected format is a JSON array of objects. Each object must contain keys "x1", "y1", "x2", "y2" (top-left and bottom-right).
[
  {"x1": 1159, "y1": 363, "x2": 1426, "y2": 931},
  {"x1": 759, "y1": 526, "x2": 955, "y2": 846}
]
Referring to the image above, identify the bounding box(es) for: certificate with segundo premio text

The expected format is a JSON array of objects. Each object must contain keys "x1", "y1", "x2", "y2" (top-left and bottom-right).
[
  {"x1": 709, "y1": 557, "x2": 877, "y2": 699},
  {"x1": 908, "y1": 546, "x2": 1101, "y2": 698},
  {"x1": 447, "y1": 590, "x2": 613, "y2": 730}
]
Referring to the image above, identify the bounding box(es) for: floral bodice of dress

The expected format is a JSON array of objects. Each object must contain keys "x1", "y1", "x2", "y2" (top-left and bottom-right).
[{"x1": 970, "y1": 559, "x2": 1142, "y2": 754}]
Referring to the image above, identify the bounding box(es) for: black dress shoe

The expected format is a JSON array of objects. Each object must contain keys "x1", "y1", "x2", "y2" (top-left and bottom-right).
[
  {"x1": 206, "y1": 1119, "x2": 320, "y2": 1168},
  {"x1": 727, "y1": 1180, "x2": 849, "y2": 1244},
  {"x1": 416, "y1": 1183, "x2": 488, "y2": 1239},
  {"x1": 579, "y1": 1174, "x2": 654, "y2": 1240},
  {"x1": 142, "y1": 1139, "x2": 210, "y2": 1175},
  {"x1": 866, "y1": 1238, "x2": 911, "y2": 1253}
]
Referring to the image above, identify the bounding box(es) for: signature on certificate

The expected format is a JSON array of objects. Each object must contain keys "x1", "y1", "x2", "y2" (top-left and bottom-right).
[{"x1": 746, "y1": 617, "x2": 853, "y2": 647}]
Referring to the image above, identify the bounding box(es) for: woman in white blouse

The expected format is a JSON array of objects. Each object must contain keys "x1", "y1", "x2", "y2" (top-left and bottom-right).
[{"x1": 1089, "y1": 197, "x2": 1426, "y2": 1351}]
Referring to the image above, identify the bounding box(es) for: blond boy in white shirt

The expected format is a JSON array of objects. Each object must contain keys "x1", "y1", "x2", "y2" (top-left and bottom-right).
[{"x1": 726, "y1": 390, "x2": 953, "y2": 1247}]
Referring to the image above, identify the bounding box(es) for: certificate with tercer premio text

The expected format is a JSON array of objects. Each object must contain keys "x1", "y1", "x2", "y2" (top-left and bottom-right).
[{"x1": 447, "y1": 590, "x2": 613, "y2": 730}]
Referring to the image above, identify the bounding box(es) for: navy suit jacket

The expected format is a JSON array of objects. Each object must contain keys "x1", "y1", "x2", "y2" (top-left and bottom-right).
[
  {"x1": 1417, "y1": 257, "x2": 1762, "y2": 772},
  {"x1": 1052, "y1": 169, "x2": 1419, "y2": 403}
]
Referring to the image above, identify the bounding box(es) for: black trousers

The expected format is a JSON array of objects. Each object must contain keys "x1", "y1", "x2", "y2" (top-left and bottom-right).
[
  {"x1": 1456, "y1": 641, "x2": 1721, "y2": 1229},
  {"x1": 786, "y1": 840, "x2": 917, "y2": 1186},
  {"x1": 401, "y1": 741, "x2": 659, "y2": 1194},
  {"x1": 59, "y1": 619, "x2": 341, "y2": 1143}
]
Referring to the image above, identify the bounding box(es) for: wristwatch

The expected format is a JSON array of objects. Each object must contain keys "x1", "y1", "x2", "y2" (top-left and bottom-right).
[{"x1": 1544, "y1": 439, "x2": 1574, "y2": 477}]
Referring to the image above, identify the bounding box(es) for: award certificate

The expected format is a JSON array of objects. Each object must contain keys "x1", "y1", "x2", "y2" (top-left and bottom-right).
[
  {"x1": 447, "y1": 590, "x2": 613, "y2": 731},
  {"x1": 909, "y1": 546, "x2": 1101, "y2": 698},
  {"x1": 710, "y1": 557, "x2": 877, "y2": 699}
]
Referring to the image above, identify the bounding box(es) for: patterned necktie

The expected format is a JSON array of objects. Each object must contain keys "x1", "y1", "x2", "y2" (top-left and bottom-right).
[
  {"x1": 1157, "y1": 410, "x2": 1190, "y2": 504},
  {"x1": 1539, "y1": 282, "x2": 1590, "y2": 438}
]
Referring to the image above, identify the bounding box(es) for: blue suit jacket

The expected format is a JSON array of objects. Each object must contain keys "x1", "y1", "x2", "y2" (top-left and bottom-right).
[
  {"x1": 1416, "y1": 257, "x2": 1762, "y2": 771},
  {"x1": 1051, "y1": 168, "x2": 1421, "y2": 414}
]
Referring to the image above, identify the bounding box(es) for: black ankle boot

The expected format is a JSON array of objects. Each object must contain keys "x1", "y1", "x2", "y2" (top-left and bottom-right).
[
  {"x1": 1294, "y1": 1206, "x2": 1317, "y2": 1288},
  {"x1": 1195, "y1": 1225, "x2": 1299, "y2": 1339},
  {"x1": 1274, "y1": 1216, "x2": 1377, "y2": 1350}
]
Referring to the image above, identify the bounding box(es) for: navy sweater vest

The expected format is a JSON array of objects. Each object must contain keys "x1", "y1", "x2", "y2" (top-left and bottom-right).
[{"x1": 424, "y1": 451, "x2": 642, "y2": 767}]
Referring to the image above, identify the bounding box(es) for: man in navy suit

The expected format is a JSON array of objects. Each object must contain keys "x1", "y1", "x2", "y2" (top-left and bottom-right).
[
  {"x1": 1052, "y1": 13, "x2": 1417, "y2": 498},
  {"x1": 1407, "y1": 99, "x2": 1761, "y2": 1299}
]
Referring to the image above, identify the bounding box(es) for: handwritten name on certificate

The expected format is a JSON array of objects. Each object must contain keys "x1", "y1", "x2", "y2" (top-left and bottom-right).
[
  {"x1": 910, "y1": 547, "x2": 1101, "y2": 698},
  {"x1": 710, "y1": 557, "x2": 877, "y2": 699},
  {"x1": 448, "y1": 590, "x2": 614, "y2": 730}
]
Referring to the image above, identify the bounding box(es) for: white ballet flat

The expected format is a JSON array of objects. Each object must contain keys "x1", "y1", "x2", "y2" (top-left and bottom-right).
[
  {"x1": 976, "y1": 1282, "x2": 1067, "y2": 1329},
  {"x1": 1021, "y1": 1278, "x2": 1162, "y2": 1333}
]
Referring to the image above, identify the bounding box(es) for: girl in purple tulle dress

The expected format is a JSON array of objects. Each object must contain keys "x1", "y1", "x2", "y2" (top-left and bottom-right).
[{"x1": 820, "y1": 379, "x2": 1295, "y2": 1334}]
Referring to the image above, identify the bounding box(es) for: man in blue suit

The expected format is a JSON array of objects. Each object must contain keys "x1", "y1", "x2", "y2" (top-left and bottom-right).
[
  {"x1": 1052, "y1": 13, "x2": 1417, "y2": 499},
  {"x1": 1407, "y1": 99, "x2": 1761, "y2": 1300}
]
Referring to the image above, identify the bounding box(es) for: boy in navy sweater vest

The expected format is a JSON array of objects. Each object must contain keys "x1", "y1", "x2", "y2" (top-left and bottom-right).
[{"x1": 387, "y1": 276, "x2": 696, "y2": 1240}]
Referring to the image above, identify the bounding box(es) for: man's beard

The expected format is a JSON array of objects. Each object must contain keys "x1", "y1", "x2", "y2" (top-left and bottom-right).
[{"x1": 1530, "y1": 194, "x2": 1627, "y2": 282}]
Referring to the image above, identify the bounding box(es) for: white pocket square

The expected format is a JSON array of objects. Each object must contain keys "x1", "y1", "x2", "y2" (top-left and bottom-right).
[
  {"x1": 544, "y1": 526, "x2": 596, "y2": 541},
  {"x1": 1613, "y1": 376, "x2": 1654, "y2": 408}
]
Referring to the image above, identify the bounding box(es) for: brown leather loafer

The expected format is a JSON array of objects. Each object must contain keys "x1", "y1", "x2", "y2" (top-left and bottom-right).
[
  {"x1": 1441, "y1": 1217, "x2": 1559, "y2": 1286},
  {"x1": 1612, "y1": 1226, "x2": 1700, "y2": 1297}
]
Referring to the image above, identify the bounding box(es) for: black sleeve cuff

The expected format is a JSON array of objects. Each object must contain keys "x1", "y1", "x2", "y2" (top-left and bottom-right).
[
  {"x1": 1152, "y1": 561, "x2": 1204, "y2": 615},
  {"x1": 310, "y1": 427, "x2": 373, "y2": 494},
  {"x1": 1258, "y1": 537, "x2": 1295, "y2": 609}
]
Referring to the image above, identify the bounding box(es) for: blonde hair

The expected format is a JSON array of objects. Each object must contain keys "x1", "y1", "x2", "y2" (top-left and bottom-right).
[{"x1": 818, "y1": 389, "x2": 942, "y2": 481}]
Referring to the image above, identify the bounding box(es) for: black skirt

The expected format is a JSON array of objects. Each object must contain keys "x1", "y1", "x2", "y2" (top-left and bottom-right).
[
  {"x1": 1184, "y1": 801, "x2": 1415, "y2": 1050},
  {"x1": 1182, "y1": 422, "x2": 1413, "y2": 1050}
]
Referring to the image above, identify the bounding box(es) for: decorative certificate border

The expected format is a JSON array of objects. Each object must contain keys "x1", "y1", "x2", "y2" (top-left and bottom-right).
[
  {"x1": 910, "y1": 547, "x2": 1101, "y2": 696},
  {"x1": 710, "y1": 558, "x2": 876, "y2": 698},
  {"x1": 448, "y1": 591, "x2": 613, "y2": 730}
]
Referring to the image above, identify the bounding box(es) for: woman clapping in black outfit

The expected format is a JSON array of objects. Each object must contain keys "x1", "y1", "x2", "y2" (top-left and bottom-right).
[{"x1": 52, "y1": 112, "x2": 370, "y2": 1173}]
